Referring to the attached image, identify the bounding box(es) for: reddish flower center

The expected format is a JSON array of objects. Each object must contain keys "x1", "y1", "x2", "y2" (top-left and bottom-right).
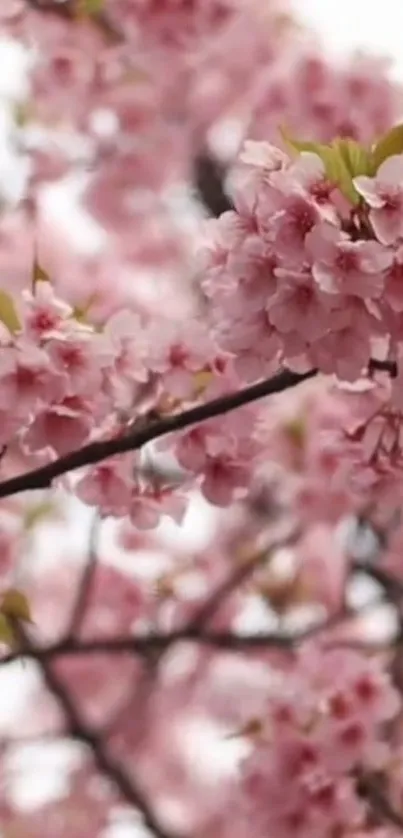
[
  {"x1": 335, "y1": 249, "x2": 358, "y2": 273},
  {"x1": 169, "y1": 343, "x2": 189, "y2": 367}
]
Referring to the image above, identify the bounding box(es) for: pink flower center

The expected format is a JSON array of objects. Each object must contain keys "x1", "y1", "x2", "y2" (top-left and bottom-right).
[
  {"x1": 309, "y1": 779, "x2": 336, "y2": 810},
  {"x1": 15, "y1": 365, "x2": 39, "y2": 392},
  {"x1": 59, "y1": 344, "x2": 85, "y2": 371},
  {"x1": 30, "y1": 309, "x2": 59, "y2": 334},
  {"x1": 328, "y1": 691, "x2": 351, "y2": 720},
  {"x1": 380, "y1": 187, "x2": 403, "y2": 213},
  {"x1": 335, "y1": 249, "x2": 358, "y2": 274},
  {"x1": 354, "y1": 675, "x2": 378, "y2": 704},
  {"x1": 169, "y1": 343, "x2": 189, "y2": 367},
  {"x1": 388, "y1": 261, "x2": 403, "y2": 282},
  {"x1": 296, "y1": 284, "x2": 313, "y2": 305},
  {"x1": 310, "y1": 179, "x2": 333, "y2": 204},
  {"x1": 285, "y1": 808, "x2": 308, "y2": 831},
  {"x1": 338, "y1": 721, "x2": 365, "y2": 747},
  {"x1": 290, "y1": 200, "x2": 317, "y2": 238}
]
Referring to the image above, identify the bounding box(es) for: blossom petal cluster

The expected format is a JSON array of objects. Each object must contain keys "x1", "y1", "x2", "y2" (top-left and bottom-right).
[{"x1": 201, "y1": 142, "x2": 403, "y2": 386}]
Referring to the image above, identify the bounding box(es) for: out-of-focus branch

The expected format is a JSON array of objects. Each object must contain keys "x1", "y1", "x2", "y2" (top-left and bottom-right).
[
  {"x1": 20, "y1": 628, "x2": 181, "y2": 838},
  {"x1": 187, "y1": 528, "x2": 300, "y2": 632},
  {"x1": 358, "y1": 773, "x2": 403, "y2": 830},
  {"x1": 194, "y1": 154, "x2": 233, "y2": 217},
  {"x1": 0, "y1": 629, "x2": 296, "y2": 665},
  {"x1": 2, "y1": 595, "x2": 389, "y2": 665},
  {"x1": 66, "y1": 513, "x2": 100, "y2": 638}
]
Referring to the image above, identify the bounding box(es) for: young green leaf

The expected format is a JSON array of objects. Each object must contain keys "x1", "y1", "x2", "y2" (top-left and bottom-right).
[
  {"x1": 0, "y1": 290, "x2": 21, "y2": 334},
  {"x1": 0, "y1": 613, "x2": 16, "y2": 648},
  {"x1": 371, "y1": 123, "x2": 403, "y2": 173},
  {"x1": 78, "y1": 0, "x2": 104, "y2": 15},
  {"x1": 332, "y1": 138, "x2": 372, "y2": 178},
  {"x1": 280, "y1": 126, "x2": 360, "y2": 204},
  {"x1": 315, "y1": 145, "x2": 360, "y2": 205},
  {"x1": 1, "y1": 589, "x2": 33, "y2": 624},
  {"x1": 32, "y1": 258, "x2": 51, "y2": 289},
  {"x1": 280, "y1": 125, "x2": 322, "y2": 156}
]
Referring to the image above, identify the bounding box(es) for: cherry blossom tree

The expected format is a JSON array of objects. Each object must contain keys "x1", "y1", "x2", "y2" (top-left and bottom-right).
[{"x1": 1, "y1": 2, "x2": 403, "y2": 838}]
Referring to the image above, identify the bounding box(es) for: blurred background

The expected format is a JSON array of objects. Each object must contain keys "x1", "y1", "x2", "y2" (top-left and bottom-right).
[{"x1": 0, "y1": 0, "x2": 402, "y2": 836}]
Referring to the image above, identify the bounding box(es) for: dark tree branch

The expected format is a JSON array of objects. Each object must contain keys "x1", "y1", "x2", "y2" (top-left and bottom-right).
[
  {"x1": 187, "y1": 529, "x2": 300, "y2": 632},
  {"x1": 21, "y1": 628, "x2": 180, "y2": 838},
  {"x1": 1, "y1": 629, "x2": 295, "y2": 665},
  {"x1": 0, "y1": 368, "x2": 316, "y2": 500},
  {"x1": 194, "y1": 154, "x2": 233, "y2": 217},
  {"x1": 358, "y1": 773, "x2": 403, "y2": 830},
  {"x1": 2, "y1": 594, "x2": 388, "y2": 665}
]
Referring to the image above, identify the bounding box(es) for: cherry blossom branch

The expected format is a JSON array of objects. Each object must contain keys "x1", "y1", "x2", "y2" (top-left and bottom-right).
[
  {"x1": 0, "y1": 368, "x2": 316, "y2": 500},
  {"x1": 21, "y1": 628, "x2": 181, "y2": 838},
  {"x1": 0, "y1": 359, "x2": 395, "y2": 502}
]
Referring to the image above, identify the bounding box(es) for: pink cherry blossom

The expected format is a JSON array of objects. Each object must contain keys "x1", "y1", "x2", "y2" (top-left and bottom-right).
[
  {"x1": 354, "y1": 155, "x2": 403, "y2": 244},
  {"x1": 307, "y1": 222, "x2": 392, "y2": 298}
]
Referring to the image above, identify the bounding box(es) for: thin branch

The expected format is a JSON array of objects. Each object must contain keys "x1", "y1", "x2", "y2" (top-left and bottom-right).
[
  {"x1": 0, "y1": 368, "x2": 316, "y2": 500},
  {"x1": 66, "y1": 513, "x2": 100, "y2": 638},
  {"x1": 2, "y1": 596, "x2": 387, "y2": 664},
  {"x1": 187, "y1": 529, "x2": 299, "y2": 632},
  {"x1": 20, "y1": 628, "x2": 180, "y2": 838},
  {"x1": 1, "y1": 629, "x2": 294, "y2": 664},
  {"x1": 358, "y1": 773, "x2": 403, "y2": 831}
]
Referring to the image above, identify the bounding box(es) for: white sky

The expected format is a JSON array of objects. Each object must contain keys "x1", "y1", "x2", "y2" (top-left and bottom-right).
[{"x1": 297, "y1": 0, "x2": 403, "y2": 79}]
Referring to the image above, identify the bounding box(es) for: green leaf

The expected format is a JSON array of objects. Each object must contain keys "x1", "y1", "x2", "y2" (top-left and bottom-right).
[
  {"x1": 0, "y1": 613, "x2": 16, "y2": 648},
  {"x1": 332, "y1": 138, "x2": 372, "y2": 178},
  {"x1": 1, "y1": 589, "x2": 33, "y2": 624},
  {"x1": 371, "y1": 123, "x2": 403, "y2": 174},
  {"x1": 79, "y1": 0, "x2": 104, "y2": 15},
  {"x1": 280, "y1": 125, "x2": 322, "y2": 156},
  {"x1": 318, "y1": 145, "x2": 359, "y2": 204},
  {"x1": 72, "y1": 292, "x2": 98, "y2": 324},
  {"x1": 32, "y1": 257, "x2": 51, "y2": 290},
  {"x1": 280, "y1": 126, "x2": 360, "y2": 204},
  {"x1": 0, "y1": 290, "x2": 21, "y2": 334}
]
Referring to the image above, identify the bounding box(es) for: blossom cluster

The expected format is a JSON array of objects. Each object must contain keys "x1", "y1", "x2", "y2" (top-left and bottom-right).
[
  {"x1": 201, "y1": 141, "x2": 403, "y2": 386},
  {"x1": 222, "y1": 646, "x2": 400, "y2": 838}
]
